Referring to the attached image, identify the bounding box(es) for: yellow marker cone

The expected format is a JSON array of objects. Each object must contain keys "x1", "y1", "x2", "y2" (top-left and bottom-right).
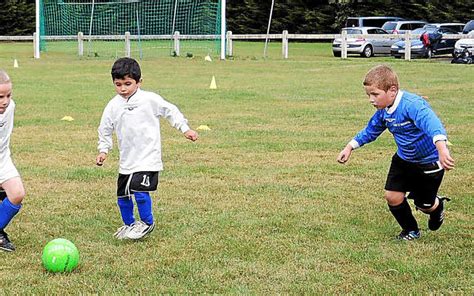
[
  {"x1": 204, "y1": 55, "x2": 212, "y2": 62},
  {"x1": 197, "y1": 125, "x2": 211, "y2": 131},
  {"x1": 447, "y1": 140, "x2": 453, "y2": 146},
  {"x1": 209, "y1": 76, "x2": 217, "y2": 89},
  {"x1": 13, "y1": 59, "x2": 19, "y2": 68},
  {"x1": 61, "y1": 116, "x2": 74, "y2": 122}
]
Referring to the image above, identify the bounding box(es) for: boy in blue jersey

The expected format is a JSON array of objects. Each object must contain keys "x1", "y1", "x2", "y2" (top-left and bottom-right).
[{"x1": 337, "y1": 65, "x2": 455, "y2": 241}]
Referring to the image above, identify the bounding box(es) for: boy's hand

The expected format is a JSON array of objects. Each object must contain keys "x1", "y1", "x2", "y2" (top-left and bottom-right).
[
  {"x1": 337, "y1": 145, "x2": 353, "y2": 164},
  {"x1": 184, "y1": 130, "x2": 198, "y2": 142},
  {"x1": 96, "y1": 152, "x2": 107, "y2": 166},
  {"x1": 436, "y1": 143, "x2": 455, "y2": 170}
]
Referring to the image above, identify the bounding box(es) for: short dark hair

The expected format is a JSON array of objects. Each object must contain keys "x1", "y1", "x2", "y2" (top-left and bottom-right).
[{"x1": 111, "y1": 57, "x2": 141, "y2": 82}]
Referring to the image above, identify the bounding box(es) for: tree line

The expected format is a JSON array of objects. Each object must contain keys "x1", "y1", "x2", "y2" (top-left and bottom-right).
[{"x1": 1, "y1": 0, "x2": 472, "y2": 36}]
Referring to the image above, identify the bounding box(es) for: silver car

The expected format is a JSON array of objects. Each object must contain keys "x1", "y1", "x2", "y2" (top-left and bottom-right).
[{"x1": 332, "y1": 27, "x2": 395, "y2": 58}]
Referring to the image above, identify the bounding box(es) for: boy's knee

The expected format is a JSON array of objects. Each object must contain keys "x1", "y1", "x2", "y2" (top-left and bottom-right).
[
  {"x1": 8, "y1": 189, "x2": 25, "y2": 205},
  {"x1": 384, "y1": 191, "x2": 405, "y2": 206}
]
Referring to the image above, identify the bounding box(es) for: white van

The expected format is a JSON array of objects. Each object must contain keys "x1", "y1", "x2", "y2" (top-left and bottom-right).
[{"x1": 345, "y1": 16, "x2": 404, "y2": 28}]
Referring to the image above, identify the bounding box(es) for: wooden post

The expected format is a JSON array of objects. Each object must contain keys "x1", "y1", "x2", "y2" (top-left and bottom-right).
[
  {"x1": 173, "y1": 31, "x2": 180, "y2": 56},
  {"x1": 404, "y1": 31, "x2": 411, "y2": 61},
  {"x1": 125, "y1": 32, "x2": 131, "y2": 57},
  {"x1": 78, "y1": 32, "x2": 84, "y2": 57},
  {"x1": 226, "y1": 31, "x2": 233, "y2": 57},
  {"x1": 282, "y1": 30, "x2": 288, "y2": 59},
  {"x1": 341, "y1": 30, "x2": 347, "y2": 59}
]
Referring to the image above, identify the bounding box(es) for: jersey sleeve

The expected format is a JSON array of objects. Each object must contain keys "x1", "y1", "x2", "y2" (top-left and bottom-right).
[
  {"x1": 407, "y1": 99, "x2": 447, "y2": 143},
  {"x1": 153, "y1": 94, "x2": 190, "y2": 133},
  {"x1": 97, "y1": 102, "x2": 114, "y2": 153},
  {"x1": 352, "y1": 111, "x2": 386, "y2": 149}
]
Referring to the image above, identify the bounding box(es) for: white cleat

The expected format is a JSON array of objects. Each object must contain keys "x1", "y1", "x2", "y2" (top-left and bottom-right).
[
  {"x1": 126, "y1": 221, "x2": 155, "y2": 240},
  {"x1": 114, "y1": 225, "x2": 132, "y2": 239}
]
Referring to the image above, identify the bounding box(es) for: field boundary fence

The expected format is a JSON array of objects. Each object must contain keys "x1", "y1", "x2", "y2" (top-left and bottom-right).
[{"x1": 1, "y1": 31, "x2": 472, "y2": 61}]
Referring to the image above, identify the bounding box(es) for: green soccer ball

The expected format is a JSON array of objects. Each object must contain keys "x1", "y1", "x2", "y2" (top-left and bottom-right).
[{"x1": 42, "y1": 238, "x2": 80, "y2": 273}]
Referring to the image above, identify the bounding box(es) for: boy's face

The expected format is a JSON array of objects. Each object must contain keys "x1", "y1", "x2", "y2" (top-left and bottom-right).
[
  {"x1": 0, "y1": 82, "x2": 12, "y2": 114},
  {"x1": 364, "y1": 84, "x2": 397, "y2": 110},
  {"x1": 113, "y1": 76, "x2": 141, "y2": 99}
]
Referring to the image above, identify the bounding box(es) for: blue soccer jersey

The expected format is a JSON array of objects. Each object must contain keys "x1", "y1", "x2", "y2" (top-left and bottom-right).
[{"x1": 351, "y1": 90, "x2": 447, "y2": 164}]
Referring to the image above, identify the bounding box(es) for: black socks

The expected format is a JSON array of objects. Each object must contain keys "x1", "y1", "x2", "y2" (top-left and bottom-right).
[{"x1": 389, "y1": 198, "x2": 419, "y2": 232}]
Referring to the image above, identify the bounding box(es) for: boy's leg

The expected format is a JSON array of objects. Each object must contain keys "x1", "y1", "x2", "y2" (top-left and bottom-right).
[
  {"x1": 386, "y1": 191, "x2": 420, "y2": 238},
  {"x1": 117, "y1": 196, "x2": 135, "y2": 226},
  {"x1": 410, "y1": 164, "x2": 447, "y2": 231},
  {"x1": 115, "y1": 174, "x2": 136, "y2": 239},
  {"x1": 0, "y1": 177, "x2": 25, "y2": 229},
  {"x1": 0, "y1": 177, "x2": 25, "y2": 251},
  {"x1": 134, "y1": 192, "x2": 154, "y2": 225},
  {"x1": 384, "y1": 154, "x2": 419, "y2": 240}
]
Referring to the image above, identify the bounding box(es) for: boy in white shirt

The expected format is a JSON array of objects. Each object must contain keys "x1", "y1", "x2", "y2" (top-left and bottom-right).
[
  {"x1": 0, "y1": 70, "x2": 26, "y2": 252},
  {"x1": 96, "y1": 58, "x2": 198, "y2": 240}
]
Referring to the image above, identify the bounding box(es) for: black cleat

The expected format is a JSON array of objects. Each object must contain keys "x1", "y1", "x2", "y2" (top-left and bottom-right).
[
  {"x1": 0, "y1": 230, "x2": 15, "y2": 252},
  {"x1": 428, "y1": 196, "x2": 451, "y2": 231},
  {"x1": 397, "y1": 229, "x2": 421, "y2": 241}
]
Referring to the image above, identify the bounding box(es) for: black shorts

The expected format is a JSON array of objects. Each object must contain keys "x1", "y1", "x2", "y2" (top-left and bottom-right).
[
  {"x1": 385, "y1": 154, "x2": 444, "y2": 206},
  {"x1": 0, "y1": 189, "x2": 6, "y2": 201},
  {"x1": 117, "y1": 171, "x2": 159, "y2": 198}
]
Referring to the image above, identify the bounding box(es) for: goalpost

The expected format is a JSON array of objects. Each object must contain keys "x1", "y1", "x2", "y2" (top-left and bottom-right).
[{"x1": 35, "y1": 0, "x2": 226, "y2": 59}]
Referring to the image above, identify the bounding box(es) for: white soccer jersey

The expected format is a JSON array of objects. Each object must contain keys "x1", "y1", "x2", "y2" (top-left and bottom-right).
[
  {"x1": 97, "y1": 89, "x2": 190, "y2": 174},
  {"x1": 0, "y1": 100, "x2": 19, "y2": 183},
  {"x1": 0, "y1": 100, "x2": 15, "y2": 168}
]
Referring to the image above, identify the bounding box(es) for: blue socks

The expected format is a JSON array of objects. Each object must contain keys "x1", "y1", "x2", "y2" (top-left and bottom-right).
[
  {"x1": 134, "y1": 192, "x2": 154, "y2": 225},
  {"x1": 117, "y1": 192, "x2": 154, "y2": 226},
  {"x1": 117, "y1": 197, "x2": 135, "y2": 226},
  {"x1": 0, "y1": 197, "x2": 22, "y2": 230}
]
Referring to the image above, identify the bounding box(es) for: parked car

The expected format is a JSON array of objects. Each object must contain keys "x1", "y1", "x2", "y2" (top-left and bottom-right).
[
  {"x1": 345, "y1": 16, "x2": 404, "y2": 28},
  {"x1": 462, "y1": 20, "x2": 474, "y2": 34},
  {"x1": 332, "y1": 27, "x2": 395, "y2": 58},
  {"x1": 423, "y1": 23, "x2": 465, "y2": 34},
  {"x1": 390, "y1": 27, "x2": 458, "y2": 58},
  {"x1": 382, "y1": 20, "x2": 427, "y2": 34},
  {"x1": 453, "y1": 30, "x2": 474, "y2": 57}
]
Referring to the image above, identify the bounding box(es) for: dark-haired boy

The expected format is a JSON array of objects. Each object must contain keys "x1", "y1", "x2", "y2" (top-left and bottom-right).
[{"x1": 96, "y1": 58, "x2": 198, "y2": 240}]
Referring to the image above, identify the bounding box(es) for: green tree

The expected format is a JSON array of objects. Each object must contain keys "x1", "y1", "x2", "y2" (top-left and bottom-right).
[{"x1": 0, "y1": 0, "x2": 35, "y2": 35}]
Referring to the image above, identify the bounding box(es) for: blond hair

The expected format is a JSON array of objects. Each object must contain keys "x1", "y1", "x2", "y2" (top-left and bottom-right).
[
  {"x1": 0, "y1": 70, "x2": 11, "y2": 84},
  {"x1": 363, "y1": 65, "x2": 399, "y2": 92}
]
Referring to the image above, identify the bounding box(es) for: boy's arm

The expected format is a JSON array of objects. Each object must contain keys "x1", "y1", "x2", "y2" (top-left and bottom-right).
[
  {"x1": 409, "y1": 100, "x2": 454, "y2": 170},
  {"x1": 155, "y1": 95, "x2": 197, "y2": 141},
  {"x1": 435, "y1": 140, "x2": 455, "y2": 170},
  {"x1": 96, "y1": 104, "x2": 114, "y2": 165},
  {"x1": 337, "y1": 112, "x2": 385, "y2": 164}
]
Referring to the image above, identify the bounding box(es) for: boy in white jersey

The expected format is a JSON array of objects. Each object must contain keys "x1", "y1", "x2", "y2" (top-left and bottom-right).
[
  {"x1": 96, "y1": 58, "x2": 198, "y2": 240},
  {"x1": 0, "y1": 70, "x2": 26, "y2": 251},
  {"x1": 337, "y1": 65, "x2": 455, "y2": 241}
]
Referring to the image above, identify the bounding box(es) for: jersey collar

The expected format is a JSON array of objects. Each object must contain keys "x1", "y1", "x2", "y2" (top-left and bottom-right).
[{"x1": 386, "y1": 90, "x2": 403, "y2": 114}]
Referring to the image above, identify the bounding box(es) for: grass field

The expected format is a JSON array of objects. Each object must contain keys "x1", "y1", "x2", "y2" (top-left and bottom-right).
[{"x1": 0, "y1": 41, "x2": 473, "y2": 294}]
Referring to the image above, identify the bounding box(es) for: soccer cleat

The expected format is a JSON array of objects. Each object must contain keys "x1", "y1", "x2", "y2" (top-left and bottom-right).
[
  {"x1": 126, "y1": 221, "x2": 155, "y2": 240},
  {"x1": 428, "y1": 196, "x2": 451, "y2": 231},
  {"x1": 114, "y1": 225, "x2": 133, "y2": 240},
  {"x1": 397, "y1": 229, "x2": 421, "y2": 241},
  {"x1": 0, "y1": 230, "x2": 15, "y2": 252}
]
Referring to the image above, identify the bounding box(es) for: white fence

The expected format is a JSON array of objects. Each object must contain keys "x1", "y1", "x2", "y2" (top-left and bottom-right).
[{"x1": 1, "y1": 31, "x2": 472, "y2": 60}]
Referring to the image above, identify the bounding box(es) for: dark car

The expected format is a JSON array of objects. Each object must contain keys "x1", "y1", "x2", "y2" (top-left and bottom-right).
[
  {"x1": 462, "y1": 20, "x2": 474, "y2": 34},
  {"x1": 390, "y1": 27, "x2": 458, "y2": 58}
]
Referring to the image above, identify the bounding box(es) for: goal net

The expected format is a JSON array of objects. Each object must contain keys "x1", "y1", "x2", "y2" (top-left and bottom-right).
[{"x1": 38, "y1": 0, "x2": 222, "y2": 59}]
